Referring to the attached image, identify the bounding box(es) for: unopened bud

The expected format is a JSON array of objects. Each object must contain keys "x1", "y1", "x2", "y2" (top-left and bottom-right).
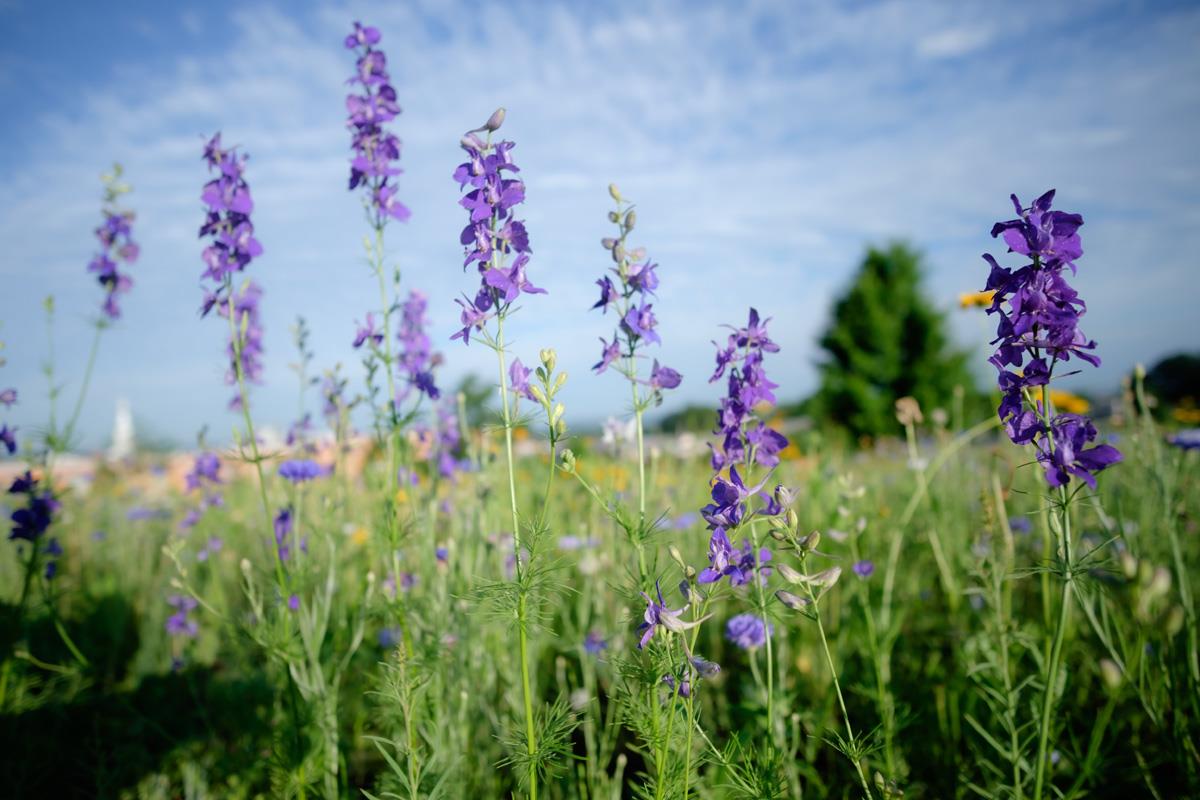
[
  {"x1": 777, "y1": 563, "x2": 804, "y2": 584},
  {"x1": 552, "y1": 402, "x2": 565, "y2": 423},
  {"x1": 668, "y1": 545, "x2": 687, "y2": 570},
  {"x1": 769, "y1": 528, "x2": 788, "y2": 542},
  {"x1": 553, "y1": 372, "x2": 568, "y2": 393},
  {"x1": 608, "y1": 211, "x2": 619, "y2": 223},
  {"x1": 608, "y1": 183, "x2": 622, "y2": 202},
  {"x1": 539, "y1": 348, "x2": 557, "y2": 373},
  {"x1": 684, "y1": 564, "x2": 697, "y2": 580},
  {"x1": 529, "y1": 384, "x2": 548, "y2": 406},
  {"x1": 560, "y1": 449, "x2": 576, "y2": 472},
  {"x1": 774, "y1": 484, "x2": 797, "y2": 508},
  {"x1": 240, "y1": 558, "x2": 252, "y2": 575},
  {"x1": 1099, "y1": 658, "x2": 1123, "y2": 691},
  {"x1": 612, "y1": 243, "x2": 626, "y2": 263},
  {"x1": 800, "y1": 530, "x2": 820, "y2": 551},
  {"x1": 1120, "y1": 552, "x2": 1138, "y2": 580},
  {"x1": 776, "y1": 589, "x2": 811, "y2": 611},
  {"x1": 554, "y1": 418, "x2": 567, "y2": 438},
  {"x1": 601, "y1": 237, "x2": 617, "y2": 250},
  {"x1": 1134, "y1": 363, "x2": 1146, "y2": 381},
  {"x1": 624, "y1": 210, "x2": 636, "y2": 231},
  {"x1": 786, "y1": 509, "x2": 799, "y2": 530},
  {"x1": 483, "y1": 107, "x2": 506, "y2": 132}
]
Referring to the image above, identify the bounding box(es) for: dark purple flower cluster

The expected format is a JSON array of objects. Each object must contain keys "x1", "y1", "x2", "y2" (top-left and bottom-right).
[
  {"x1": 88, "y1": 207, "x2": 138, "y2": 320},
  {"x1": 181, "y1": 452, "x2": 224, "y2": 532},
  {"x1": 198, "y1": 135, "x2": 265, "y2": 409},
  {"x1": 396, "y1": 290, "x2": 440, "y2": 401},
  {"x1": 344, "y1": 22, "x2": 409, "y2": 226},
  {"x1": 982, "y1": 191, "x2": 1121, "y2": 488},
  {"x1": 8, "y1": 471, "x2": 59, "y2": 543},
  {"x1": 166, "y1": 595, "x2": 199, "y2": 638},
  {"x1": 273, "y1": 507, "x2": 306, "y2": 561},
  {"x1": 450, "y1": 110, "x2": 544, "y2": 344}
]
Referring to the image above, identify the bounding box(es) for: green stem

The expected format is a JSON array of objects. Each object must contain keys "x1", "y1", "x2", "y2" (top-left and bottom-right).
[
  {"x1": 60, "y1": 322, "x2": 104, "y2": 452},
  {"x1": 1033, "y1": 487, "x2": 1073, "y2": 800},
  {"x1": 494, "y1": 313, "x2": 538, "y2": 800}
]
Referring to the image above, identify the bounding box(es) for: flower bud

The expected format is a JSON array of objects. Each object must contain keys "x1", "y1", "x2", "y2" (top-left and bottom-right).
[
  {"x1": 240, "y1": 557, "x2": 252, "y2": 576},
  {"x1": 776, "y1": 589, "x2": 811, "y2": 611},
  {"x1": 769, "y1": 528, "x2": 789, "y2": 542},
  {"x1": 483, "y1": 107, "x2": 505, "y2": 132},
  {"x1": 608, "y1": 183, "x2": 622, "y2": 202},
  {"x1": 601, "y1": 237, "x2": 617, "y2": 250},
  {"x1": 553, "y1": 372, "x2": 568, "y2": 394},
  {"x1": 1099, "y1": 658, "x2": 1123, "y2": 691},
  {"x1": 800, "y1": 530, "x2": 820, "y2": 551},
  {"x1": 552, "y1": 402, "x2": 565, "y2": 423},
  {"x1": 624, "y1": 210, "x2": 636, "y2": 231},
  {"x1": 608, "y1": 211, "x2": 619, "y2": 223},
  {"x1": 554, "y1": 418, "x2": 568, "y2": 438},
  {"x1": 612, "y1": 243, "x2": 626, "y2": 263},
  {"x1": 529, "y1": 384, "x2": 548, "y2": 407},
  {"x1": 786, "y1": 509, "x2": 800, "y2": 530},
  {"x1": 560, "y1": 449, "x2": 576, "y2": 472},
  {"x1": 629, "y1": 247, "x2": 647, "y2": 262},
  {"x1": 774, "y1": 484, "x2": 797, "y2": 508},
  {"x1": 777, "y1": 563, "x2": 804, "y2": 584},
  {"x1": 539, "y1": 348, "x2": 557, "y2": 374},
  {"x1": 668, "y1": 544, "x2": 687, "y2": 568},
  {"x1": 1120, "y1": 552, "x2": 1138, "y2": 580},
  {"x1": 895, "y1": 396, "x2": 924, "y2": 426}
]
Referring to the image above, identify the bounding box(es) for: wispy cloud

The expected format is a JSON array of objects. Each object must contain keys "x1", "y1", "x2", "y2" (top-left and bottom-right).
[{"x1": 0, "y1": 0, "x2": 1197, "y2": 447}]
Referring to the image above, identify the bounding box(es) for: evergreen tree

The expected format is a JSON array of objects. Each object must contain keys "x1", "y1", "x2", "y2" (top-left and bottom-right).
[{"x1": 814, "y1": 243, "x2": 977, "y2": 438}]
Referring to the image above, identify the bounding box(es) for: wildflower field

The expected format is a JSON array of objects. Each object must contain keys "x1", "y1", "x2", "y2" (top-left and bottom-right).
[{"x1": 2, "y1": 15, "x2": 1199, "y2": 800}]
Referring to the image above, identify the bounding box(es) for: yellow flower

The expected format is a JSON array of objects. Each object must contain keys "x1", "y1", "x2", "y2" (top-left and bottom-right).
[
  {"x1": 959, "y1": 290, "x2": 996, "y2": 309},
  {"x1": 350, "y1": 526, "x2": 369, "y2": 546},
  {"x1": 1049, "y1": 389, "x2": 1090, "y2": 415},
  {"x1": 1173, "y1": 406, "x2": 1200, "y2": 424}
]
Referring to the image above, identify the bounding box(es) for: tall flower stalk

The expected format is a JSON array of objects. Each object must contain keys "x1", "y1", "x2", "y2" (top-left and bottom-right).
[
  {"x1": 450, "y1": 107, "x2": 547, "y2": 798},
  {"x1": 698, "y1": 309, "x2": 787, "y2": 734},
  {"x1": 981, "y1": 189, "x2": 1121, "y2": 799},
  {"x1": 590, "y1": 184, "x2": 681, "y2": 583}
]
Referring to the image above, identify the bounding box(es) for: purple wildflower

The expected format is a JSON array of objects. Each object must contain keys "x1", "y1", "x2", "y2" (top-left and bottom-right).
[
  {"x1": 185, "y1": 452, "x2": 222, "y2": 492},
  {"x1": 584, "y1": 631, "x2": 608, "y2": 656},
  {"x1": 451, "y1": 110, "x2": 542, "y2": 344},
  {"x1": 344, "y1": 22, "x2": 407, "y2": 227},
  {"x1": 0, "y1": 424, "x2": 16, "y2": 455},
  {"x1": 647, "y1": 361, "x2": 682, "y2": 391},
  {"x1": 278, "y1": 459, "x2": 330, "y2": 483},
  {"x1": 199, "y1": 134, "x2": 266, "y2": 409},
  {"x1": 353, "y1": 313, "x2": 384, "y2": 349},
  {"x1": 853, "y1": 560, "x2": 875, "y2": 579},
  {"x1": 982, "y1": 191, "x2": 1121, "y2": 488},
  {"x1": 274, "y1": 507, "x2": 295, "y2": 561},
  {"x1": 726, "y1": 613, "x2": 772, "y2": 650},
  {"x1": 1167, "y1": 429, "x2": 1200, "y2": 451},
  {"x1": 508, "y1": 358, "x2": 535, "y2": 401},
  {"x1": 88, "y1": 169, "x2": 138, "y2": 320},
  {"x1": 166, "y1": 595, "x2": 199, "y2": 638},
  {"x1": 0, "y1": 388, "x2": 16, "y2": 407},
  {"x1": 395, "y1": 290, "x2": 441, "y2": 401},
  {"x1": 636, "y1": 580, "x2": 702, "y2": 649}
]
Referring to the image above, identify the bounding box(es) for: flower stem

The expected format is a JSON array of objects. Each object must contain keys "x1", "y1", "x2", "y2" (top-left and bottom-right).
[
  {"x1": 1033, "y1": 486, "x2": 1073, "y2": 800},
  {"x1": 60, "y1": 322, "x2": 104, "y2": 453},
  {"x1": 494, "y1": 312, "x2": 538, "y2": 800}
]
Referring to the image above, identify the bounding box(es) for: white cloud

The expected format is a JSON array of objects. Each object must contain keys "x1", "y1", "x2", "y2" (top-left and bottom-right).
[{"x1": 917, "y1": 26, "x2": 993, "y2": 59}]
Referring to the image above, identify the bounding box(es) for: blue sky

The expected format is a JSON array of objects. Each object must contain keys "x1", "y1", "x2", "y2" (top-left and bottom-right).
[{"x1": 1, "y1": 0, "x2": 1198, "y2": 449}]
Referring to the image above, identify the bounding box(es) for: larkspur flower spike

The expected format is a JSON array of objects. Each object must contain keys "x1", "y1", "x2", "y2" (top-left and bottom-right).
[{"x1": 982, "y1": 191, "x2": 1121, "y2": 488}]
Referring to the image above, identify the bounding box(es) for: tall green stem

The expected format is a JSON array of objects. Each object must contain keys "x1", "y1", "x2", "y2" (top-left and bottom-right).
[
  {"x1": 1033, "y1": 486, "x2": 1073, "y2": 800},
  {"x1": 494, "y1": 313, "x2": 538, "y2": 800},
  {"x1": 59, "y1": 322, "x2": 103, "y2": 453}
]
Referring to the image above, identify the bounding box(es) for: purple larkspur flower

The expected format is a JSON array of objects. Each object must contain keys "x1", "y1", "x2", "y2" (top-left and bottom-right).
[
  {"x1": 584, "y1": 630, "x2": 608, "y2": 655},
  {"x1": 508, "y1": 357, "x2": 535, "y2": 401},
  {"x1": 353, "y1": 312, "x2": 384, "y2": 349},
  {"x1": 88, "y1": 177, "x2": 139, "y2": 320},
  {"x1": 697, "y1": 528, "x2": 772, "y2": 587},
  {"x1": 344, "y1": 22, "x2": 408, "y2": 227},
  {"x1": 662, "y1": 674, "x2": 691, "y2": 698},
  {"x1": 726, "y1": 613, "x2": 772, "y2": 650},
  {"x1": 621, "y1": 302, "x2": 661, "y2": 345},
  {"x1": 198, "y1": 134, "x2": 266, "y2": 409},
  {"x1": 435, "y1": 545, "x2": 449, "y2": 563},
  {"x1": 395, "y1": 290, "x2": 441, "y2": 401},
  {"x1": 185, "y1": 452, "x2": 222, "y2": 492},
  {"x1": 592, "y1": 336, "x2": 621, "y2": 374},
  {"x1": 166, "y1": 595, "x2": 199, "y2": 638},
  {"x1": 278, "y1": 459, "x2": 330, "y2": 483},
  {"x1": 636, "y1": 580, "x2": 701, "y2": 649},
  {"x1": 647, "y1": 360, "x2": 682, "y2": 391},
  {"x1": 0, "y1": 388, "x2": 16, "y2": 408},
  {"x1": 853, "y1": 560, "x2": 875, "y2": 579},
  {"x1": 1167, "y1": 429, "x2": 1200, "y2": 451},
  {"x1": 0, "y1": 424, "x2": 16, "y2": 455},
  {"x1": 451, "y1": 110, "x2": 543, "y2": 344},
  {"x1": 274, "y1": 507, "x2": 295, "y2": 560},
  {"x1": 982, "y1": 191, "x2": 1121, "y2": 488}
]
